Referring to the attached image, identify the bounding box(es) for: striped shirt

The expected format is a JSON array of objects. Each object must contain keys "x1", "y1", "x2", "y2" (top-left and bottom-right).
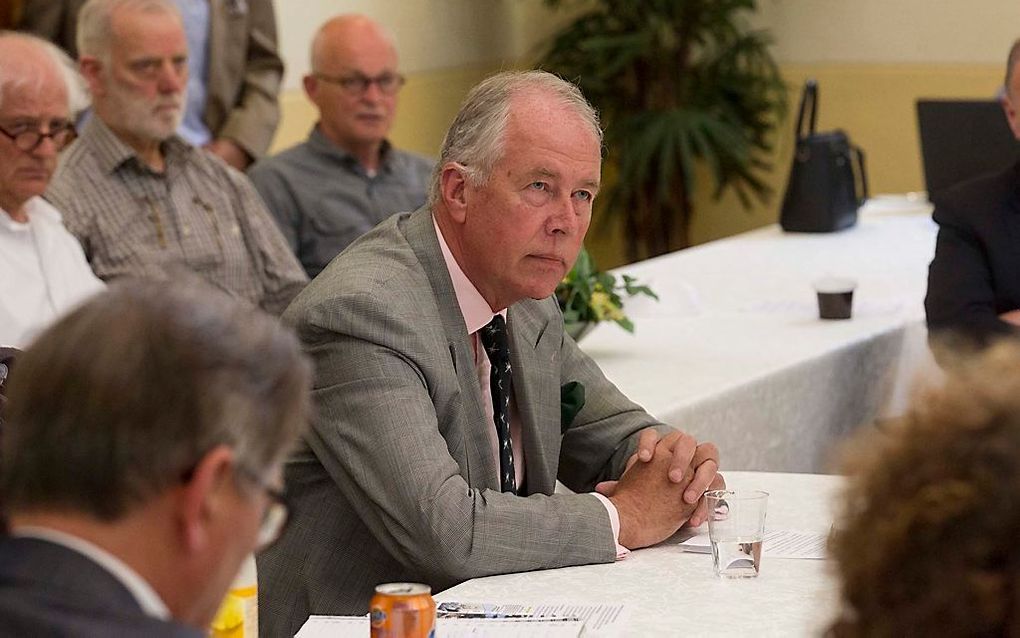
[{"x1": 46, "y1": 117, "x2": 307, "y2": 315}]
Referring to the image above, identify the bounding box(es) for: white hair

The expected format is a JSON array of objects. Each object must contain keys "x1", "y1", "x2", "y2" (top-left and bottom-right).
[{"x1": 0, "y1": 31, "x2": 89, "y2": 116}]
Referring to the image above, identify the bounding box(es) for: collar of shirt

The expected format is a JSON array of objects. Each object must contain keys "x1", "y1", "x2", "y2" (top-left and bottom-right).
[
  {"x1": 81, "y1": 116, "x2": 193, "y2": 176},
  {"x1": 0, "y1": 196, "x2": 63, "y2": 231},
  {"x1": 308, "y1": 124, "x2": 395, "y2": 176},
  {"x1": 11, "y1": 525, "x2": 172, "y2": 620},
  {"x1": 432, "y1": 214, "x2": 506, "y2": 334}
]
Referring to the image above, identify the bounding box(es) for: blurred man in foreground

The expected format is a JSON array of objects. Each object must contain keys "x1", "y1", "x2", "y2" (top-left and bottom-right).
[
  {"x1": 259, "y1": 70, "x2": 722, "y2": 634},
  {"x1": 0, "y1": 281, "x2": 311, "y2": 635},
  {"x1": 249, "y1": 14, "x2": 432, "y2": 277}
]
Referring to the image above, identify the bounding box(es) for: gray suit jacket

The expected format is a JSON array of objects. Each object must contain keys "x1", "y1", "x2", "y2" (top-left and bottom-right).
[
  {"x1": 17, "y1": 0, "x2": 283, "y2": 159},
  {"x1": 0, "y1": 536, "x2": 202, "y2": 637},
  {"x1": 258, "y1": 207, "x2": 668, "y2": 636}
]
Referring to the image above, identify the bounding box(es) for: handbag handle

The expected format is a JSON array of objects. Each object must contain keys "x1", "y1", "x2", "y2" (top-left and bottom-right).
[
  {"x1": 852, "y1": 146, "x2": 869, "y2": 204},
  {"x1": 794, "y1": 80, "x2": 819, "y2": 141}
]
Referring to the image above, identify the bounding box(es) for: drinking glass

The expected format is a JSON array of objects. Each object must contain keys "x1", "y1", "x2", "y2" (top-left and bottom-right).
[{"x1": 705, "y1": 490, "x2": 768, "y2": 578}]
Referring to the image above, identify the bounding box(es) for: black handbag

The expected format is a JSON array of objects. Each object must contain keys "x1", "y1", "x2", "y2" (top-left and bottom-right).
[{"x1": 780, "y1": 80, "x2": 868, "y2": 233}]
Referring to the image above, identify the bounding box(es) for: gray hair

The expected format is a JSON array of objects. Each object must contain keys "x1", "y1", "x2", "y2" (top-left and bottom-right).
[
  {"x1": 428, "y1": 70, "x2": 602, "y2": 207},
  {"x1": 77, "y1": 0, "x2": 181, "y2": 63},
  {"x1": 1, "y1": 281, "x2": 312, "y2": 521},
  {"x1": 0, "y1": 31, "x2": 89, "y2": 115}
]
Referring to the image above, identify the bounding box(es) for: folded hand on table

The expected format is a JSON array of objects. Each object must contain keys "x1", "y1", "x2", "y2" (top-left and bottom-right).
[{"x1": 599, "y1": 428, "x2": 724, "y2": 548}]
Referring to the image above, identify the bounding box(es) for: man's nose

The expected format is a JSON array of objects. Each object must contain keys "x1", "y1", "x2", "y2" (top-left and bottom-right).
[
  {"x1": 157, "y1": 61, "x2": 186, "y2": 93},
  {"x1": 547, "y1": 196, "x2": 581, "y2": 236},
  {"x1": 361, "y1": 79, "x2": 386, "y2": 103}
]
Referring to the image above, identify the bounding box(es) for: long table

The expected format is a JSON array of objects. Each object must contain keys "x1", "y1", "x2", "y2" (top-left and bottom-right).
[
  {"x1": 580, "y1": 204, "x2": 940, "y2": 472},
  {"x1": 435, "y1": 471, "x2": 843, "y2": 637}
]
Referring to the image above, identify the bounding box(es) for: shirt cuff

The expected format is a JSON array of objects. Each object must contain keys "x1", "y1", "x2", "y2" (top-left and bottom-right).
[{"x1": 591, "y1": 492, "x2": 630, "y2": 560}]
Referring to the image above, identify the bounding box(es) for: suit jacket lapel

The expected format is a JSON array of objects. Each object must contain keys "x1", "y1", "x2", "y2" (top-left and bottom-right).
[
  {"x1": 508, "y1": 300, "x2": 560, "y2": 496},
  {"x1": 402, "y1": 208, "x2": 500, "y2": 491}
]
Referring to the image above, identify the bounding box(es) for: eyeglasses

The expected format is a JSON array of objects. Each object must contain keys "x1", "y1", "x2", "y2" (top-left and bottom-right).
[
  {"x1": 313, "y1": 72, "x2": 406, "y2": 95},
  {"x1": 235, "y1": 464, "x2": 291, "y2": 552},
  {"x1": 0, "y1": 120, "x2": 76, "y2": 152}
]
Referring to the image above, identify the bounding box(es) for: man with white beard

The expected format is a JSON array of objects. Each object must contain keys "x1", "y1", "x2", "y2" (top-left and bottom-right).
[{"x1": 46, "y1": 0, "x2": 306, "y2": 315}]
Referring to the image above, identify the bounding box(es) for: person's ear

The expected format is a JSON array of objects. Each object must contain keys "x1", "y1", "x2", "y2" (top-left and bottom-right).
[
  {"x1": 177, "y1": 445, "x2": 235, "y2": 553},
  {"x1": 440, "y1": 163, "x2": 469, "y2": 223},
  {"x1": 302, "y1": 74, "x2": 319, "y2": 102},
  {"x1": 78, "y1": 56, "x2": 106, "y2": 99}
]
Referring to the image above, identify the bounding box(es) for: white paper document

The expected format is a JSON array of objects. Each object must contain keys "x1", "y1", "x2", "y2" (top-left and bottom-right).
[
  {"x1": 296, "y1": 601, "x2": 627, "y2": 637},
  {"x1": 678, "y1": 529, "x2": 828, "y2": 559}
]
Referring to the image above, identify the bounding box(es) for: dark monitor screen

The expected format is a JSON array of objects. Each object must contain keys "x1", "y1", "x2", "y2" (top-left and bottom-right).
[{"x1": 916, "y1": 99, "x2": 1020, "y2": 199}]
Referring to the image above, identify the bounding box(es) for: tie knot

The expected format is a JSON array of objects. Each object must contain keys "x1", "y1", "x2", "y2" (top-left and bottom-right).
[{"x1": 479, "y1": 315, "x2": 509, "y2": 365}]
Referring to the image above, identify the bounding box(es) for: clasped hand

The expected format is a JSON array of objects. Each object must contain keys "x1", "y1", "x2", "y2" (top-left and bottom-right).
[{"x1": 600, "y1": 428, "x2": 723, "y2": 549}]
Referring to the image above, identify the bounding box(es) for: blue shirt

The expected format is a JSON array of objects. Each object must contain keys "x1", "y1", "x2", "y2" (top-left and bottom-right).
[{"x1": 173, "y1": 0, "x2": 212, "y2": 146}]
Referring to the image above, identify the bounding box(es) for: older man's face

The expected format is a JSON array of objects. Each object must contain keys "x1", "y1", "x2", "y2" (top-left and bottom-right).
[
  {"x1": 456, "y1": 91, "x2": 601, "y2": 311},
  {"x1": 91, "y1": 8, "x2": 187, "y2": 146},
  {"x1": 0, "y1": 64, "x2": 69, "y2": 218},
  {"x1": 306, "y1": 24, "x2": 400, "y2": 155}
]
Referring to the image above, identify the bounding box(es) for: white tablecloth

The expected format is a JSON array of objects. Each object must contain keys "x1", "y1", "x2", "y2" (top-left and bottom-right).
[
  {"x1": 581, "y1": 206, "x2": 940, "y2": 472},
  {"x1": 435, "y1": 471, "x2": 844, "y2": 637}
]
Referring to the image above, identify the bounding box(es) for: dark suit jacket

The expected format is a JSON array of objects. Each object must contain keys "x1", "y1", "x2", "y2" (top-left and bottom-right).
[
  {"x1": 257, "y1": 208, "x2": 669, "y2": 636},
  {"x1": 16, "y1": 0, "x2": 283, "y2": 159},
  {"x1": 0, "y1": 536, "x2": 201, "y2": 637},
  {"x1": 925, "y1": 161, "x2": 1020, "y2": 345}
]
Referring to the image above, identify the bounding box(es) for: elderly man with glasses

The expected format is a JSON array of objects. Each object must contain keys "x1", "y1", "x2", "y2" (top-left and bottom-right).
[
  {"x1": 0, "y1": 31, "x2": 104, "y2": 349},
  {"x1": 248, "y1": 14, "x2": 433, "y2": 278},
  {"x1": 0, "y1": 280, "x2": 311, "y2": 636}
]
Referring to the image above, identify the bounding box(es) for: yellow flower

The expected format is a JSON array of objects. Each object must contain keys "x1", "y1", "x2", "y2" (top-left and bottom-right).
[{"x1": 590, "y1": 290, "x2": 626, "y2": 321}]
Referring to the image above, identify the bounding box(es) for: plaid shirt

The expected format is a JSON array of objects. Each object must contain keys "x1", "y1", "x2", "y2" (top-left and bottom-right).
[{"x1": 46, "y1": 117, "x2": 307, "y2": 315}]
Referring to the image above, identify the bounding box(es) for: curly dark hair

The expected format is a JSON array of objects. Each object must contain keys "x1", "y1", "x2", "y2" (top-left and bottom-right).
[{"x1": 828, "y1": 340, "x2": 1020, "y2": 637}]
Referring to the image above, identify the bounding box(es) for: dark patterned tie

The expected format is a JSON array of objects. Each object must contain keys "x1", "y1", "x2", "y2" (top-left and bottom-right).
[{"x1": 479, "y1": 315, "x2": 516, "y2": 494}]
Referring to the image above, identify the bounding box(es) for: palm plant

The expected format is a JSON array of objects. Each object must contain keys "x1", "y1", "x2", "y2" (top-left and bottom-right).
[{"x1": 539, "y1": 0, "x2": 787, "y2": 260}]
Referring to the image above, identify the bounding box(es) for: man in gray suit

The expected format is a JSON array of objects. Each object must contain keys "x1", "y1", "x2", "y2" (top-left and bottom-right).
[
  {"x1": 259, "y1": 70, "x2": 722, "y2": 634},
  {"x1": 0, "y1": 282, "x2": 311, "y2": 635}
]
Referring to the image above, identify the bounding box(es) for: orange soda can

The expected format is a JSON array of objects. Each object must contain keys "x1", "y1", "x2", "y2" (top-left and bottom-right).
[{"x1": 369, "y1": 583, "x2": 436, "y2": 638}]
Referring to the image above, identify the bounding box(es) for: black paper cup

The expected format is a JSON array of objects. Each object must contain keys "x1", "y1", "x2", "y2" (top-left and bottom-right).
[{"x1": 813, "y1": 278, "x2": 856, "y2": 320}]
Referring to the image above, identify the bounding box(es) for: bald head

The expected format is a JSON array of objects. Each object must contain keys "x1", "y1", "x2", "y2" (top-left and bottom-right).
[{"x1": 310, "y1": 14, "x2": 397, "y2": 74}]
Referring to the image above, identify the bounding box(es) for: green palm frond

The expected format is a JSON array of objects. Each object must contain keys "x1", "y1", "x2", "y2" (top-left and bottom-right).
[{"x1": 539, "y1": 0, "x2": 786, "y2": 260}]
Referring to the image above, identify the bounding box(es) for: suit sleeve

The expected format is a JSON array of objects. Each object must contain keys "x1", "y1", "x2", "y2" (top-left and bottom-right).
[
  {"x1": 215, "y1": 0, "x2": 283, "y2": 160},
  {"x1": 553, "y1": 298, "x2": 673, "y2": 492},
  {"x1": 925, "y1": 200, "x2": 1019, "y2": 344},
  {"x1": 296, "y1": 290, "x2": 619, "y2": 585}
]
